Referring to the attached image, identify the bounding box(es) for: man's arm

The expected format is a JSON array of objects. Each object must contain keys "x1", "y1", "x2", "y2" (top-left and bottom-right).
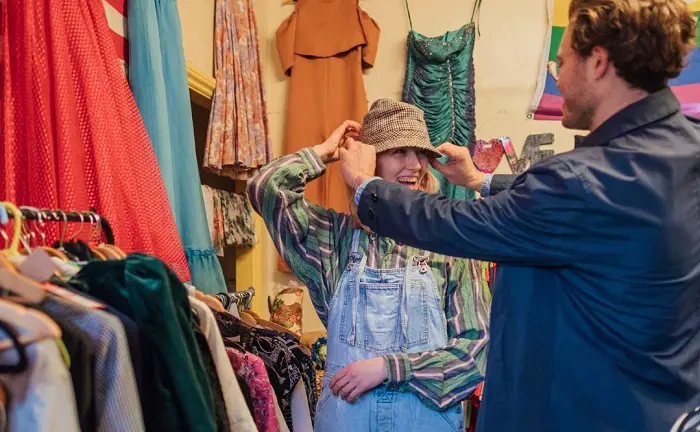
[
  {"x1": 356, "y1": 159, "x2": 592, "y2": 265},
  {"x1": 480, "y1": 174, "x2": 517, "y2": 197}
]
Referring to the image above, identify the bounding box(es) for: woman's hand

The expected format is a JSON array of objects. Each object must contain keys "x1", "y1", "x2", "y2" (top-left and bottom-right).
[
  {"x1": 330, "y1": 357, "x2": 387, "y2": 403},
  {"x1": 313, "y1": 120, "x2": 361, "y2": 163}
]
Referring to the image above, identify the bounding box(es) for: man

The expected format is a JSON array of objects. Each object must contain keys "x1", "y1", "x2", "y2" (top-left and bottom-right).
[{"x1": 337, "y1": 0, "x2": 700, "y2": 431}]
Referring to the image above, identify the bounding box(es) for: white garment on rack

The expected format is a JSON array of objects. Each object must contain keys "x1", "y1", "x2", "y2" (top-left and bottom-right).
[
  {"x1": 50, "y1": 257, "x2": 80, "y2": 277},
  {"x1": 274, "y1": 393, "x2": 290, "y2": 432},
  {"x1": 189, "y1": 297, "x2": 257, "y2": 432},
  {"x1": 0, "y1": 339, "x2": 80, "y2": 432},
  {"x1": 291, "y1": 380, "x2": 313, "y2": 432}
]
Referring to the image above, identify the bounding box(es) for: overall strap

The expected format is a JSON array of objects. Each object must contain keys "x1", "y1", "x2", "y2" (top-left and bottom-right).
[
  {"x1": 351, "y1": 229, "x2": 362, "y2": 253},
  {"x1": 401, "y1": 255, "x2": 416, "y2": 345},
  {"x1": 470, "y1": 0, "x2": 483, "y2": 35},
  {"x1": 348, "y1": 252, "x2": 367, "y2": 345},
  {"x1": 347, "y1": 229, "x2": 365, "y2": 345},
  {"x1": 404, "y1": 0, "x2": 414, "y2": 30}
]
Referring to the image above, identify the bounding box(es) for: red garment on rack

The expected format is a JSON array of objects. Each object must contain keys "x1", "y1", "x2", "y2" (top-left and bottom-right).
[{"x1": 0, "y1": 0, "x2": 191, "y2": 281}]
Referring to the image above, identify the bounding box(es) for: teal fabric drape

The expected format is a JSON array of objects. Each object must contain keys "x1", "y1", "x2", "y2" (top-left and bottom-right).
[
  {"x1": 402, "y1": 0, "x2": 481, "y2": 201},
  {"x1": 127, "y1": 0, "x2": 226, "y2": 294}
]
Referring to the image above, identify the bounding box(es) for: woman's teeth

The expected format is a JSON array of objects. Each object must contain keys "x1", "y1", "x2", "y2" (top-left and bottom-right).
[{"x1": 398, "y1": 178, "x2": 418, "y2": 186}]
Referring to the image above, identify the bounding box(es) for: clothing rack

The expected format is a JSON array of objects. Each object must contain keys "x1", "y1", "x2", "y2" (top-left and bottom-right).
[
  {"x1": 8, "y1": 207, "x2": 115, "y2": 245},
  {"x1": 216, "y1": 287, "x2": 255, "y2": 311}
]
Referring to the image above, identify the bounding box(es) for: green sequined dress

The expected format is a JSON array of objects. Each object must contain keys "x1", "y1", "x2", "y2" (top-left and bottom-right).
[{"x1": 401, "y1": 2, "x2": 480, "y2": 200}]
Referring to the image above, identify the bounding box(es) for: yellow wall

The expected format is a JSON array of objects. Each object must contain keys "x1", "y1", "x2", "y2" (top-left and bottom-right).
[
  {"x1": 179, "y1": 0, "x2": 579, "y2": 333},
  {"x1": 178, "y1": 0, "x2": 215, "y2": 76}
]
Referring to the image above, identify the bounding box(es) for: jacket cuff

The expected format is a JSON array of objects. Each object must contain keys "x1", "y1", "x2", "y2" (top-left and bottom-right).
[
  {"x1": 384, "y1": 353, "x2": 412, "y2": 389},
  {"x1": 299, "y1": 148, "x2": 327, "y2": 179}
]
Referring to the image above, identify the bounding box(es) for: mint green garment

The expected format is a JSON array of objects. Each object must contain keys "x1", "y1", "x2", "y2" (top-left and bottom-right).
[{"x1": 401, "y1": 0, "x2": 481, "y2": 201}]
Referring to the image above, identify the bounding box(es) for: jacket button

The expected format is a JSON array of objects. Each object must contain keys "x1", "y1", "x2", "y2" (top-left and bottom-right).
[
  {"x1": 370, "y1": 192, "x2": 378, "y2": 202},
  {"x1": 368, "y1": 208, "x2": 375, "y2": 219}
]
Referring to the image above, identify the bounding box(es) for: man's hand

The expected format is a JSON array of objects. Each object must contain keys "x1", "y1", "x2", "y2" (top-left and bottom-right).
[
  {"x1": 312, "y1": 120, "x2": 361, "y2": 163},
  {"x1": 339, "y1": 137, "x2": 376, "y2": 190},
  {"x1": 330, "y1": 357, "x2": 387, "y2": 403},
  {"x1": 430, "y1": 143, "x2": 485, "y2": 191}
]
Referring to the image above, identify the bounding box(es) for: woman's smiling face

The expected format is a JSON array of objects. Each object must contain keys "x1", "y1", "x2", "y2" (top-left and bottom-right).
[{"x1": 375, "y1": 147, "x2": 430, "y2": 191}]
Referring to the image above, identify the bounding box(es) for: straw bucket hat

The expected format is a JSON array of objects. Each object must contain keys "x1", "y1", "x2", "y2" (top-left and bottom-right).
[{"x1": 358, "y1": 99, "x2": 442, "y2": 159}]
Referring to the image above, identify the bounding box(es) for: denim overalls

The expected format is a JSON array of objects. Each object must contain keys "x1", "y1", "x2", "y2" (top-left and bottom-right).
[{"x1": 314, "y1": 230, "x2": 463, "y2": 432}]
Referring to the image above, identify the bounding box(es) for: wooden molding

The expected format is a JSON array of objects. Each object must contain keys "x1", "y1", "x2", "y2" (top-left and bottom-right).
[{"x1": 187, "y1": 62, "x2": 215, "y2": 109}]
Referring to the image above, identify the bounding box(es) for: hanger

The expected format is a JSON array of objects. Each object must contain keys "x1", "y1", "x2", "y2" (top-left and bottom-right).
[
  {"x1": 36, "y1": 211, "x2": 69, "y2": 262},
  {"x1": 0, "y1": 208, "x2": 48, "y2": 304},
  {"x1": 0, "y1": 268, "x2": 46, "y2": 304},
  {"x1": 0, "y1": 202, "x2": 22, "y2": 257},
  {"x1": 0, "y1": 299, "x2": 60, "y2": 351},
  {"x1": 82, "y1": 214, "x2": 106, "y2": 260},
  {"x1": 672, "y1": 406, "x2": 700, "y2": 431},
  {"x1": 0, "y1": 203, "x2": 7, "y2": 225},
  {"x1": 93, "y1": 214, "x2": 126, "y2": 259},
  {"x1": 239, "y1": 311, "x2": 258, "y2": 327}
]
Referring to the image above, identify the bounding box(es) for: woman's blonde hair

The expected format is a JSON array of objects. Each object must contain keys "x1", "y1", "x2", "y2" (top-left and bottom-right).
[{"x1": 347, "y1": 167, "x2": 439, "y2": 229}]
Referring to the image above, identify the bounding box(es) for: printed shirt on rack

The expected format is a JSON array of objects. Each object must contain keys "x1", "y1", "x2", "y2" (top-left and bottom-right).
[{"x1": 247, "y1": 149, "x2": 491, "y2": 410}]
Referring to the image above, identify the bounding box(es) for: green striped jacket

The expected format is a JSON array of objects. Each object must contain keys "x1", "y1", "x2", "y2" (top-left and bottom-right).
[{"x1": 248, "y1": 148, "x2": 491, "y2": 410}]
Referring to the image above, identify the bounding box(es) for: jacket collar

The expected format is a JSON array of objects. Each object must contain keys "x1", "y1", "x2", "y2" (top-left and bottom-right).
[{"x1": 574, "y1": 87, "x2": 680, "y2": 149}]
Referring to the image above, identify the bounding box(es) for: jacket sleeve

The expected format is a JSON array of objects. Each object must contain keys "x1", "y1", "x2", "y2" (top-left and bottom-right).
[
  {"x1": 357, "y1": 159, "x2": 592, "y2": 265},
  {"x1": 247, "y1": 149, "x2": 352, "y2": 325},
  {"x1": 383, "y1": 258, "x2": 490, "y2": 410},
  {"x1": 488, "y1": 174, "x2": 517, "y2": 196}
]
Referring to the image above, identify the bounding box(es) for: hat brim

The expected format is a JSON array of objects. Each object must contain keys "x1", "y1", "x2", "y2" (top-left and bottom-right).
[{"x1": 374, "y1": 140, "x2": 443, "y2": 159}]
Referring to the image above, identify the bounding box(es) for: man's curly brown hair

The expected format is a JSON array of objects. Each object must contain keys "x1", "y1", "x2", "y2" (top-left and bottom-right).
[{"x1": 568, "y1": 0, "x2": 696, "y2": 92}]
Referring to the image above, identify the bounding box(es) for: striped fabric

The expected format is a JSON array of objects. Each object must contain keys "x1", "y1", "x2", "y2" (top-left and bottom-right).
[
  {"x1": 248, "y1": 149, "x2": 491, "y2": 410},
  {"x1": 102, "y1": 0, "x2": 128, "y2": 71},
  {"x1": 530, "y1": 0, "x2": 700, "y2": 120}
]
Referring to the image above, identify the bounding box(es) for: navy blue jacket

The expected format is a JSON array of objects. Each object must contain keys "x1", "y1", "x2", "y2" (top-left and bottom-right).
[{"x1": 357, "y1": 88, "x2": 700, "y2": 432}]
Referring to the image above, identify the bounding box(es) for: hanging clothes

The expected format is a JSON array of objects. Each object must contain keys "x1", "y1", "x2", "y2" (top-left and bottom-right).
[
  {"x1": 75, "y1": 254, "x2": 219, "y2": 432},
  {"x1": 41, "y1": 297, "x2": 146, "y2": 432},
  {"x1": 0, "y1": 340, "x2": 81, "y2": 432},
  {"x1": 226, "y1": 347, "x2": 281, "y2": 432},
  {"x1": 127, "y1": 0, "x2": 227, "y2": 294},
  {"x1": 401, "y1": 0, "x2": 481, "y2": 201},
  {"x1": 204, "y1": 0, "x2": 272, "y2": 180},
  {"x1": 215, "y1": 311, "x2": 317, "y2": 431},
  {"x1": 0, "y1": 0, "x2": 191, "y2": 281},
  {"x1": 189, "y1": 297, "x2": 259, "y2": 432},
  {"x1": 275, "y1": 0, "x2": 380, "y2": 214}
]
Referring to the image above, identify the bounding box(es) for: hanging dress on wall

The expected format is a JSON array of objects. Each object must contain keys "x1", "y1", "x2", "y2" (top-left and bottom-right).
[
  {"x1": 0, "y1": 0, "x2": 191, "y2": 281},
  {"x1": 401, "y1": 0, "x2": 481, "y2": 201},
  {"x1": 204, "y1": 0, "x2": 272, "y2": 181},
  {"x1": 127, "y1": 0, "x2": 227, "y2": 294},
  {"x1": 276, "y1": 0, "x2": 380, "y2": 214}
]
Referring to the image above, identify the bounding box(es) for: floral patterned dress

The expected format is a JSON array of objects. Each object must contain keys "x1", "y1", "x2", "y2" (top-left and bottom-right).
[
  {"x1": 204, "y1": 0, "x2": 271, "y2": 180},
  {"x1": 226, "y1": 348, "x2": 280, "y2": 432}
]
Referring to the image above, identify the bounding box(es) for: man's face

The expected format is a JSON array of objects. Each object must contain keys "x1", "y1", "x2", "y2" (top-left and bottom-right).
[{"x1": 556, "y1": 28, "x2": 597, "y2": 130}]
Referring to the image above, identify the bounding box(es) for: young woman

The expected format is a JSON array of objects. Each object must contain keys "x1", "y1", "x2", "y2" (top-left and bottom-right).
[{"x1": 248, "y1": 99, "x2": 490, "y2": 432}]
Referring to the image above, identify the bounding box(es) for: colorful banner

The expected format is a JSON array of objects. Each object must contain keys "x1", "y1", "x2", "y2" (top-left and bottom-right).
[{"x1": 529, "y1": 0, "x2": 700, "y2": 120}]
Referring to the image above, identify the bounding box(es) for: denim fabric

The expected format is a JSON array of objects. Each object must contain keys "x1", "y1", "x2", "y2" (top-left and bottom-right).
[{"x1": 315, "y1": 231, "x2": 462, "y2": 432}]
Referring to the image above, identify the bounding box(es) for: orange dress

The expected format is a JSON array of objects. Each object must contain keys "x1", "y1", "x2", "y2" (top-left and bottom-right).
[{"x1": 276, "y1": 0, "x2": 379, "y2": 214}]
